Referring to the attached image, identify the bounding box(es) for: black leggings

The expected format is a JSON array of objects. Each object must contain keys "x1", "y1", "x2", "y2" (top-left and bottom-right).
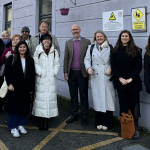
[{"x1": 117, "y1": 90, "x2": 140, "y2": 121}]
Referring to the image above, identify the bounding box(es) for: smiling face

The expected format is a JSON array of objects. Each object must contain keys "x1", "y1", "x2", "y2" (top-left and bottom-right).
[
  {"x1": 18, "y1": 44, "x2": 27, "y2": 55},
  {"x1": 22, "y1": 31, "x2": 29, "y2": 40},
  {"x1": 12, "y1": 37, "x2": 20, "y2": 47},
  {"x1": 96, "y1": 33, "x2": 105, "y2": 45},
  {"x1": 121, "y1": 33, "x2": 130, "y2": 46},
  {"x1": 2, "y1": 33, "x2": 10, "y2": 41},
  {"x1": 71, "y1": 24, "x2": 81, "y2": 39},
  {"x1": 42, "y1": 39, "x2": 51, "y2": 48},
  {"x1": 39, "y1": 22, "x2": 49, "y2": 35}
]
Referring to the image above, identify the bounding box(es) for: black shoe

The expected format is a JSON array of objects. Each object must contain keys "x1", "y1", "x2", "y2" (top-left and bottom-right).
[
  {"x1": 118, "y1": 132, "x2": 121, "y2": 137},
  {"x1": 44, "y1": 119, "x2": 48, "y2": 131},
  {"x1": 132, "y1": 129, "x2": 140, "y2": 140},
  {"x1": 39, "y1": 119, "x2": 44, "y2": 130},
  {"x1": 82, "y1": 119, "x2": 88, "y2": 126},
  {"x1": 66, "y1": 116, "x2": 78, "y2": 123}
]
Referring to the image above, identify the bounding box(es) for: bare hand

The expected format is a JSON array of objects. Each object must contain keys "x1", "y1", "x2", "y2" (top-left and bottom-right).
[
  {"x1": 30, "y1": 92, "x2": 33, "y2": 94},
  {"x1": 105, "y1": 68, "x2": 111, "y2": 76},
  {"x1": 119, "y1": 77, "x2": 127, "y2": 85},
  {"x1": 88, "y1": 68, "x2": 93, "y2": 75},
  {"x1": 8, "y1": 84, "x2": 14, "y2": 91},
  {"x1": 64, "y1": 73, "x2": 68, "y2": 81},
  {"x1": 125, "y1": 78, "x2": 133, "y2": 84},
  {"x1": 6, "y1": 51, "x2": 12, "y2": 59}
]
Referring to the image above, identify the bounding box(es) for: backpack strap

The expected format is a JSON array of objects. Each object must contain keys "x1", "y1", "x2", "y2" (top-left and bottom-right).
[
  {"x1": 54, "y1": 50, "x2": 55, "y2": 58},
  {"x1": 90, "y1": 44, "x2": 95, "y2": 66},
  {"x1": 108, "y1": 44, "x2": 113, "y2": 51}
]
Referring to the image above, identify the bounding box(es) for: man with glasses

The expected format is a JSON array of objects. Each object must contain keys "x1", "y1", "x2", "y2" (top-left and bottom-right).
[{"x1": 64, "y1": 24, "x2": 91, "y2": 126}]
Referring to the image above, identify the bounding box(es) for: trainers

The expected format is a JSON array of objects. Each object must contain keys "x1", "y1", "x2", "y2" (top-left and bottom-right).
[
  {"x1": 18, "y1": 126, "x2": 27, "y2": 134},
  {"x1": 11, "y1": 128, "x2": 20, "y2": 137},
  {"x1": 102, "y1": 126, "x2": 108, "y2": 130},
  {"x1": 97, "y1": 125, "x2": 103, "y2": 130}
]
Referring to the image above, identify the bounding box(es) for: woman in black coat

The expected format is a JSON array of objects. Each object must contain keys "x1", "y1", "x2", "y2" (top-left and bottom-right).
[
  {"x1": 144, "y1": 35, "x2": 150, "y2": 93},
  {"x1": 4, "y1": 41, "x2": 35, "y2": 138},
  {"x1": 111, "y1": 30, "x2": 142, "y2": 139},
  {"x1": 0, "y1": 31, "x2": 11, "y2": 112}
]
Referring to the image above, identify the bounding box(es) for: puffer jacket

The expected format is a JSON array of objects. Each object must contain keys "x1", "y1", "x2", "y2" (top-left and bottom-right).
[{"x1": 32, "y1": 44, "x2": 60, "y2": 118}]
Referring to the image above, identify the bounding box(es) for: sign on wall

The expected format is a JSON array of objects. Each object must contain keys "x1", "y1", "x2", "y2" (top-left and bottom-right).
[
  {"x1": 132, "y1": 7, "x2": 147, "y2": 32},
  {"x1": 103, "y1": 10, "x2": 123, "y2": 31}
]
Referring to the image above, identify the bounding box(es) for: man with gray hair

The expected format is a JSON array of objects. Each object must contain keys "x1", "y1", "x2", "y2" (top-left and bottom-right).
[
  {"x1": 64, "y1": 24, "x2": 91, "y2": 126},
  {"x1": 30, "y1": 20, "x2": 60, "y2": 56}
]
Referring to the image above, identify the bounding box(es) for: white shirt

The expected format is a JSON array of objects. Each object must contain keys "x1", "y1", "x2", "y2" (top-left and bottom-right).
[{"x1": 21, "y1": 58, "x2": 25, "y2": 73}]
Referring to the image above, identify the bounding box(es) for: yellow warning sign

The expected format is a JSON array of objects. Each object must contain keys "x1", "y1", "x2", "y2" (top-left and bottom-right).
[
  {"x1": 133, "y1": 9, "x2": 143, "y2": 21},
  {"x1": 109, "y1": 12, "x2": 116, "y2": 20},
  {"x1": 133, "y1": 22, "x2": 145, "y2": 30}
]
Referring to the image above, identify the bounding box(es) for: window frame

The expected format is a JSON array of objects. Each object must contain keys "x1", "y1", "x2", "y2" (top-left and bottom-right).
[{"x1": 5, "y1": 4, "x2": 12, "y2": 32}]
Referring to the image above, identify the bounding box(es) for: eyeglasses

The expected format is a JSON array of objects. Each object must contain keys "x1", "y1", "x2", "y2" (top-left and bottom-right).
[{"x1": 71, "y1": 29, "x2": 79, "y2": 31}]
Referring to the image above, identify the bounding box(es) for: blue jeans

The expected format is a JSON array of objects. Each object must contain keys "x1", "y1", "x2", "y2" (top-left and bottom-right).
[{"x1": 7, "y1": 113, "x2": 28, "y2": 129}]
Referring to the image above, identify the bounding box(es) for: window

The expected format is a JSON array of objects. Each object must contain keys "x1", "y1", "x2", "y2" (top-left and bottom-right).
[
  {"x1": 5, "y1": 4, "x2": 12, "y2": 34},
  {"x1": 39, "y1": 0, "x2": 52, "y2": 31}
]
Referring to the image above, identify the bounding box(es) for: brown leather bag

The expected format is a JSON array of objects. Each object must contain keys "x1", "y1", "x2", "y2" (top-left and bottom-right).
[{"x1": 118, "y1": 110, "x2": 135, "y2": 139}]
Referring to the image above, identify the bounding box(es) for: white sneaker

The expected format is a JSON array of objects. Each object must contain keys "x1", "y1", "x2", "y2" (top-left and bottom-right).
[
  {"x1": 18, "y1": 126, "x2": 27, "y2": 134},
  {"x1": 97, "y1": 125, "x2": 103, "y2": 130},
  {"x1": 11, "y1": 128, "x2": 20, "y2": 137},
  {"x1": 102, "y1": 126, "x2": 108, "y2": 130}
]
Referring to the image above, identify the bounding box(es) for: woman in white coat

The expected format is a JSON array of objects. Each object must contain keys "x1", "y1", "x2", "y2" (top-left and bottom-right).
[
  {"x1": 32, "y1": 34, "x2": 60, "y2": 130},
  {"x1": 84, "y1": 30, "x2": 116, "y2": 130}
]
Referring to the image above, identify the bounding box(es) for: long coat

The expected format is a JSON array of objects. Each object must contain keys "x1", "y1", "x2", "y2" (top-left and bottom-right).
[
  {"x1": 4, "y1": 55, "x2": 35, "y2": 114},
  {"x1": 144, "y1": 54, "x2": 150, "y2": 87},
  {"x1": 84, "y1": 44, "x2": 116, "y2": 112},
  {"x1": 63, "y1": 37, "x2": 91, "y2": 78},
  {"x1": 111, "y1": 46, "x2": 142, "y2": 92},
  {"x1": 32, "y1": 44, "x2": 60, "y2": 118}
]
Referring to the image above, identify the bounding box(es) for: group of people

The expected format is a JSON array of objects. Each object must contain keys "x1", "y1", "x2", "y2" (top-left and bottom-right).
[{"x1": 0, "y1": 22, "x2": 149, "y2": 140}]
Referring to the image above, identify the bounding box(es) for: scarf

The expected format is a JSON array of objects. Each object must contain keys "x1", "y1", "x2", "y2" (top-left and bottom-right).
[{"x1": 2, "y1": 38, "x2": 11, "y2": 45}]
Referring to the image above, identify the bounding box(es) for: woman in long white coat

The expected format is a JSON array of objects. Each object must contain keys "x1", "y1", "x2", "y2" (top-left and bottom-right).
[
  {"x1": 84, "y1": 30, "x2": 116, "y2": 130},
  {"x1": 32, "y1": 34, "x2": 60, "y2": 130}
]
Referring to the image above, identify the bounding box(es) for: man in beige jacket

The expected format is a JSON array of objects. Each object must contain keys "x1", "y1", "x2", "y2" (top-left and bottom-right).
[
  {"x1": 30, "y1": 20, "x2": 60, "y2": 56},
  {"x1": 64, "y1": 24, "x2": 91, "y2": 126}
]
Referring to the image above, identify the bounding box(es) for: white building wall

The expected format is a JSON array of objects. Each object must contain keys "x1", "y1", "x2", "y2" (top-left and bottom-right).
[{"x1": 0, "y1": 0, "x2": 150, "y2": 129}]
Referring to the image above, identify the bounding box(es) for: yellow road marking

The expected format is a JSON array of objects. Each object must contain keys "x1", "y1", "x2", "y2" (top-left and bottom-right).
[
  {"x1": 32, "y1": 116, "x2": 70, "y2": 150},
  {"x1": 76, "y1": 137, "x2": 123, "y2": 150},
  {"x1": 0, "y1": 140, "x2": 9, "y2": 150},
  {"x1": 0, "y1": 124, "x2": 7, "y2": 128},
  {"x1": 61, "y1": 129, "x2": 118, "y2": 136}
]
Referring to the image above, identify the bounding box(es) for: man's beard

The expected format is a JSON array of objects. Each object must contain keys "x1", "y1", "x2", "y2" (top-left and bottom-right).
[{"x1": 22, "y1": 35, "x2": 28, "y2": 40}]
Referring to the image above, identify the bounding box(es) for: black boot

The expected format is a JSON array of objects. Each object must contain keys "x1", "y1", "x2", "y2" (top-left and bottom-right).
[
  {"x1": 132, "y1": 120, "x2": 140, "y2": 140},
  {"x1": 39, "y1": 118, "x2": 44, "y2": 130},
  {"x1": 44, "y1": 118, "x2": 48, "y2": 131}
]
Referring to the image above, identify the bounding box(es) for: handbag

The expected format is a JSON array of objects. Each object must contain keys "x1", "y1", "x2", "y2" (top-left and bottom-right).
[
  {"x1": 0, "y1": 55, "x2": 14, "y2": 98},
  {"x1": 118, "y1": 109, "x2": 135, "y2": 139},
  {"x1": 0, "y1": 47, "x2": 11, "y2": 76},
  {"x1": 0, "y1": 77, "x2": 8, "y2": 98}
]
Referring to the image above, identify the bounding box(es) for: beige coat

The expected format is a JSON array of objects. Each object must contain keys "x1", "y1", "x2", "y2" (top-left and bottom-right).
[{"x1": 30, "y1": 31, "x2": 60, "y2": 57}]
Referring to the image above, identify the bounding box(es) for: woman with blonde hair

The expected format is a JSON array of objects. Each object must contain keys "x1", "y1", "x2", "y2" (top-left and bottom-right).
[{"x1": 84, "y1": 30, "x2": 116, "y2": 130}]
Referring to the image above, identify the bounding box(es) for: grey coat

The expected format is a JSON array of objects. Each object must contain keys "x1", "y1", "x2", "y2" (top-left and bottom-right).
[
  {"x1": 30, "y1": 31, "x2": 60, "y2": 57},
  {"x1": 84, "y1": 44, "x2": 116, "y2": 112},
  {"x1": 63, "y1": 37, "x2": 91, "y2": 78}
]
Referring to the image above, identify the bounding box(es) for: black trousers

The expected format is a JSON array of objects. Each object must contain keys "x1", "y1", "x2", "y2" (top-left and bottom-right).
[
  {"x1": 117, "y1": 90, "x2": 140, "y2": 121},
  {"x1": 0, "y1": 76, "x2": 5, "y2": 111},
  {"x1": 95, "y1": 111, "x2": 114, "y2": 129},
  {"x1": 68, "y1": 70, "x2": 88, "y2": 120}
]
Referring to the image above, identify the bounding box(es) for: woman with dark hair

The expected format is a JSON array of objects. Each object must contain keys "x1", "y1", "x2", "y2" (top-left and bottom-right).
[
  {"x1": 144, "y1": 35, "x2": 150, "y2": 94},
  {"x1": 32, "y1": 34, "x2": 60, "y2": 130},
  {"x1": 111, "y1": 30, "x2": 142, "y2": 139},
  {"x1": 4, "y1": 41, "x2": 35, "y2": 137}
]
